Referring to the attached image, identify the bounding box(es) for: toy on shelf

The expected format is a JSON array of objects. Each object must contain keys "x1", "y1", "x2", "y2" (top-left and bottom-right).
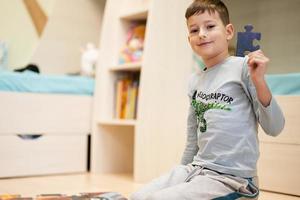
[
  {"x1": 236, "y1": 24, "x2": 261, "y2": 57},
  {"x1": 118, "y1": 23, "x2": 146, "y2": 64},
  {"x1": 80, "y1": 42, "x2": 99, "y2": 77}
]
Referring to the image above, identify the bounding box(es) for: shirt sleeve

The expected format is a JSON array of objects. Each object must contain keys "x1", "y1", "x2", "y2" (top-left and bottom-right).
[
  {"x1": 241, "y1": 57, "x2": 285, "y2": 137},
  {"x1": 181, "y1": 74, "x2": 199, "y2": 165},
  {"x1": 181, "y1": 103, "x2": 199, "y2": 165}
]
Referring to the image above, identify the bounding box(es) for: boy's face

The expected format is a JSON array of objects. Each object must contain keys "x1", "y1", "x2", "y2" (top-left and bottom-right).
[{"x1": 187, "y1": 11, "x2": 234, "y2": 61}]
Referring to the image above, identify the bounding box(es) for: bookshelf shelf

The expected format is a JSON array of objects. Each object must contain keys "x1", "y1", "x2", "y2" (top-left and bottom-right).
[
  {"x1": 98, "y1": 119, "x2": 137, "y2": 126},
  {"x1": 109, "y1": 62, "x2": 142, "y2": 72},
  {"x1": 120, "y1": 9, "x2": 148, "y2": 20}
]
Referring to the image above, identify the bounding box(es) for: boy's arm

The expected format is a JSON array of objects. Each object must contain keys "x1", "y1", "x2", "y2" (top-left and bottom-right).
[
  {"x1": 181, "y1": 104, "x2": 199, "y2": 165},
  {"x1": 243, "y1": 50, "x2": 285, "y2": 136},
  {"x1": 247, "y1": 50, "x2": 272, "y2": 106},
  {"x1": 181, "y1": 75, "x2": 199, "y2": 165}
]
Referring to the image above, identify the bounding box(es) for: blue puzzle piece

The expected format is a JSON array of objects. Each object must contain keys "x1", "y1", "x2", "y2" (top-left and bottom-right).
[{"x1": 236, "y1": 25, "x2": 261, "y2": 57}]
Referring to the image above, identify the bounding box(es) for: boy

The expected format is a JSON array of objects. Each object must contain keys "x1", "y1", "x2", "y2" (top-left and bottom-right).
[{"x1": 131, "y1": 0, "x2": 285, "y2": 199}]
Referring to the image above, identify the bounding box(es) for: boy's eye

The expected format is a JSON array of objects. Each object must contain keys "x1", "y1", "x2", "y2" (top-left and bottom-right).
[
  {"x1": 207, "y1": 25, "x2": 215, "y2": 29},
  {"x1": 190, "y1": 29, "x2": 198, "y2": 34}
]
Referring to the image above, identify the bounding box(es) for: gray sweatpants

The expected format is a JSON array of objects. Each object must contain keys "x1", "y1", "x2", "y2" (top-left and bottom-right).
[{"x1": 130, "y1": 164, "x2": 259, "y2": 200}]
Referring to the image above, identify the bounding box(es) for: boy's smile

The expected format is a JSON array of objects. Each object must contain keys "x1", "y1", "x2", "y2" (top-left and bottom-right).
[
  {"x1": 197, "y1": 41, "x2": 213, "y2": 47},
  {"x1": 187, "y1": 11, "x2": 234, "y2": 68}
]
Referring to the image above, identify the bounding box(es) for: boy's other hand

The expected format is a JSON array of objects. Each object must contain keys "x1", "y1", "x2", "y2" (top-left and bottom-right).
[
  {"x1": 247, "y1": 50, "x2": 269, "y2": 85},
  {"x1": 247, "y1": 50, "x2": 272, "y2": 107}
]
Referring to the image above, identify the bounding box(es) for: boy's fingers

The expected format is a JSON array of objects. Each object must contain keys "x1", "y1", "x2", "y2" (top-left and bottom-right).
[
  {"x1": 255, "y1": 49, "x2": 263, "y2": 55},
  {"x1": 248, "y1": 56, "x2": 269, "y2": 68},
  {"x1": 248, "y1": 50, "x2": 264, "y2": 58},
  {"x1": 248, "y1": 52, "x2": 268, "y2": 62}
]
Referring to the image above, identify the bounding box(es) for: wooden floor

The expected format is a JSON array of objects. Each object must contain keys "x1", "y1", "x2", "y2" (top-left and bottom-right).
[{"x1": 0, "y1": 173, "x2": 299, "y2": 200}]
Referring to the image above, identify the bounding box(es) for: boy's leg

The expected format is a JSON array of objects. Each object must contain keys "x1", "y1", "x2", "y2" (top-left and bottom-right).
[
  {"x1": 145, "y1": 169, "x2": 259, "y2": 200},
  {"x1": 130, "y1": 165, "x2": 190, "y2": 200},
  {"x1": 238, "y1": 176, "x2": 259, "y2": 200}
]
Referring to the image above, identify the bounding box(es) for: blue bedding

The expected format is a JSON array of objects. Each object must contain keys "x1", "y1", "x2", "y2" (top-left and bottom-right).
[
  {"x1": 0, "y1": 71, "x2": 94, "y2": 96},
  {"x1": 0, "y1": 71, "x2": 298, "y2": 96},
  {"x1": 266, "y1": 73, "x2": 300, "y2": 95}
]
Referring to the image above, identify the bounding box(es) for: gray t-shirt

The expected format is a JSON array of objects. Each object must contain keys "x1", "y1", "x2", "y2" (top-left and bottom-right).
[{"x1": 181, "y1": 56, "x2": 285, "y2": 178}]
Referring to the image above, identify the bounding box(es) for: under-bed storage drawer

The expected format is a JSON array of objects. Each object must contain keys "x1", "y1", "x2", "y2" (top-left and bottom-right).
[
  {"x1": 258, "y1": 96, "x2": 300, "y2": 196},
  {"x1": 0, "y1": 134, "x2": 88, "y2": 178}
]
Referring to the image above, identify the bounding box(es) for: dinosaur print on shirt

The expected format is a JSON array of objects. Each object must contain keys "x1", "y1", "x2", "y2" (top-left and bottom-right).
[{"x1": 191, "y1": 90, "x2": 232, "y2": 132}]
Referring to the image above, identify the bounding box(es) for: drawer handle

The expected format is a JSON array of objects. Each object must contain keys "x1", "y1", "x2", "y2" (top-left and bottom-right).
[{"x1": 17, "y1": 134, "x2": 43, "y2": 140}]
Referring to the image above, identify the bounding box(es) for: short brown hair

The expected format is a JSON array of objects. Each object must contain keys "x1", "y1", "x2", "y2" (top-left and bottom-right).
[{"x1": 185, "y1": 0, "x2": 230, "y2": 26}]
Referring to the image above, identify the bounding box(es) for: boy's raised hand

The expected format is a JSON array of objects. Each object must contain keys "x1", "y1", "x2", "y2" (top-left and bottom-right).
[
  {"x1": 247, "y1": 50, "x2": 269, "y2": 85},
  {"x1": 247, "y1": 50, "x2": 272, "y2": 107}
]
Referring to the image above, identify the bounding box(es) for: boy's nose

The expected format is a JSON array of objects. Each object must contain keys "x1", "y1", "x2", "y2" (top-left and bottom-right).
[{"x1": 199, "y1": 29, "x2": 208, "y2": 39}]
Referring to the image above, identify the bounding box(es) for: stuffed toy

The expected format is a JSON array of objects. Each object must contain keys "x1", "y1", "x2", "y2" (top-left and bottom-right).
[
  {"x1": 119, "y1": 24, "x2": 146, "y2": 64},
  {"x1": 80, "y1": 43, "x2": 99, "y2": 77}
]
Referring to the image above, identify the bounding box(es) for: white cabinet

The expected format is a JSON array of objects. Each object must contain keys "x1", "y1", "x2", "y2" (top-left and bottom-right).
[{"x1": 0, "y1": 134, "x2": 88, "y2": 178}]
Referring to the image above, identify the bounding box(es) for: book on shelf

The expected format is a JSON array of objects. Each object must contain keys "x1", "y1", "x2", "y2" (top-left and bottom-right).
[{"x1": 115, "y1": 74, "x2": 139, "y2": 119}]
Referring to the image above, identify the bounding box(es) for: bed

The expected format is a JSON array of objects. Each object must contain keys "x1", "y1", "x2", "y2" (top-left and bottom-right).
[
  {"x1": 0, "y1": 71, "x2": 94, "y2": 178},
  {"x1": 257, "y1": 73, "x2": 300, "y2": 196}
]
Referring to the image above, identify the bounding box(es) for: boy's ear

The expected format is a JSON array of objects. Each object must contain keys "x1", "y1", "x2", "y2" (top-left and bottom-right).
[
  {"x1": 187, "y1": 35, "x2": 191, "y2": 43},
  {"x1": 225, "y1": 24, "x2": 234, "y2": 41}
]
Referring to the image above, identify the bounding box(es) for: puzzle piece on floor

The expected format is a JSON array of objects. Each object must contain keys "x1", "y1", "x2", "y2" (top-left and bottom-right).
[
  {"x1": 0, "y1": 192, "x2": 127, "y2": 200},
  {"x1": 236, "y1": 25, "x2": 261, "y2": 57}
]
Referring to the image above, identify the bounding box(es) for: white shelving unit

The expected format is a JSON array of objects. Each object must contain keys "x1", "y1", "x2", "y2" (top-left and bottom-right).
[
  {"x1": 91, "y1": 0, "x2": 152, "y2": 179},
  {"x1": 98, "y1": 119, "x2": 137, "y2": 126},
  {"x1": 91, "y1": 0, "x2": 194, "y2": 182},
  {"x1": 120, "y1": 9, "x2": 148, "y2": 21},
  {"x1": 108, "y1": 62, "x2": 142, "y2": 72}
]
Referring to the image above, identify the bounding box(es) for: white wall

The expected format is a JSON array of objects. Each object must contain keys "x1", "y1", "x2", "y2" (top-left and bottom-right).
[
  {"x1": 224, "y1": 0, "x2": 300, "y2": 74},
  {"x1": 0, "y1": 0, "x2": 105, "y2": 74},
  {"x1": 0, "y1": 0, "x2": 38, "y2": 69},
  {"x1": 31, "y1": 0, "x2": 106, "y2": 74},
  {"x1": 37, "y1": 0, "x2": 56, "y2": 17}
]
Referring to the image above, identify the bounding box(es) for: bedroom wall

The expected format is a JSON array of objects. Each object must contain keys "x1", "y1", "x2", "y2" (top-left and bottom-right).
[
  {"x1": 223, "y1": 0, "x2": 300, "y2": 74},
  {"x1": 37, "y1": 0, "x2": 56, "y2": 17},
  {"x1": 0, "y1": 0, "x2": 39, "y2": 69},
  {"x1": 30, "y1": 0, "x2": 106, "y2": 74},
  {"x1": 0, "y1": 0, "x2": 55, "y2": 70}
]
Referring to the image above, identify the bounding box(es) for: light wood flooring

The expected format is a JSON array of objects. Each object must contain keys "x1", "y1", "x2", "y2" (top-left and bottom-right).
[{"x1": 0, "y1": 173, "x2": 299, "y2": 200}]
